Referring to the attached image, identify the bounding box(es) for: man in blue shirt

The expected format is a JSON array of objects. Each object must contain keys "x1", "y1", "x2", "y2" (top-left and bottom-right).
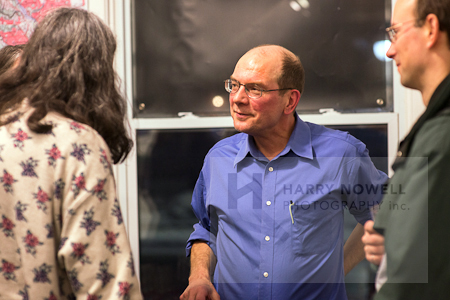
[{"x1": 180, "y1": 45, "x2": 388, "y2": 300}]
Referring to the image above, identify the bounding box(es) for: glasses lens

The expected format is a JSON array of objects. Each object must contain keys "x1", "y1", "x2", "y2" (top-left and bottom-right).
[
  {"x1": 388, "y1": 29, "x2": 395, "y2": 42},
  {"x1": 225, "y1": 79, "x2": 233, "y2": 93},
  {"x1": 225, "y1": 79, "x2": 239, "y2": 93},
  {"x1": 245, "y1": 84, "x2": 262, "y2": 98}
]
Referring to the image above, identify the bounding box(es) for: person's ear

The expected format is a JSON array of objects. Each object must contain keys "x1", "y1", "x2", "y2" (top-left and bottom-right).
[
  {"x1": 284, "y1": 89, "x2": 301, "y2": 115},
  {"x1": 424, "y1": 14, "x2": 440, "y2": 49}
]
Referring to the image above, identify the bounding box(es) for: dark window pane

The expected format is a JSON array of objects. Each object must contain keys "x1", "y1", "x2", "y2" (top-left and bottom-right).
[
  {"x1": 137, "y1": 124, "x2": 387, "y2": 299},
  {"x1": 329, "y1": 124, "x2": 388, "y2": 174},
  {"x1": 133, "y1": 0, "x2": 392, "y2": 117},
  {"x1": 137, "y1": 128, "x2": 237, "y2": 299},
  {"x1": 328, "y1": 124, "x2": 388, "y2": 300}
]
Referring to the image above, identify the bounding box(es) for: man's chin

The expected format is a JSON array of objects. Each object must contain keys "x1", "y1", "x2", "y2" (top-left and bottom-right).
[
  {"x1": 233, "y1": 121, "x2": 250, "y2": 134},
  {"x1": 400, "y1": 76, "x2": 417, "y2": 90}
]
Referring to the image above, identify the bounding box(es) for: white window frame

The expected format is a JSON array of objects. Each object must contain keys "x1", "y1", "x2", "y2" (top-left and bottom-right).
[{"x1": 87, "y1": 0, "x2": 424, "y2": 279}]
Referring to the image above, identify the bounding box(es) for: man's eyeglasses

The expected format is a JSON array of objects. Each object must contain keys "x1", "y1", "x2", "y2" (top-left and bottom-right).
[
  {"x1": 224, "y1": 79, "x2": 294, "y2": 99},
  {"x1": 386, "y1": 19, "x2": 417, "y2": 42}
]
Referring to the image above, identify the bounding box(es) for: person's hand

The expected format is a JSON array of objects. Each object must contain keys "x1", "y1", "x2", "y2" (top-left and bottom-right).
[
  {"x1": 362, "y1": 220, "x2": 385, "y2": 265},
  {"x1": 180, "y1": 278, "x2": 220, "y2": 300}
]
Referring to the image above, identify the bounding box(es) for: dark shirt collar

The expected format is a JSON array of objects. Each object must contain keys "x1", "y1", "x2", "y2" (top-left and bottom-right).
[{"x1": 396, "y1": 73, "x2": 450, "y2": 160}]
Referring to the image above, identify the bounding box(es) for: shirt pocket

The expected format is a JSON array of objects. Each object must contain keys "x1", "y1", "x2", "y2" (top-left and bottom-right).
[{"x1": 290, "y1": 200, "x2": 333, "y2": 256}]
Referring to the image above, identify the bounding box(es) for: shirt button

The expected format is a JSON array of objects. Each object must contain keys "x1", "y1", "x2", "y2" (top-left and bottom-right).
[
  {"x1": 265, "y1": 236, "x2": 270, "y2": 241},
  {"x1": 266, "y1": 201, "x2": 272, "y2": 206},
  {"x1": 268, "y1": 167, "x2": 274, "y2": 172},
  {"x1": 397, "y1": 151, "x2": 402, "y2": 157},
  {"x1": 263, "y1": 272, "x2": 269, "y2": 278}
]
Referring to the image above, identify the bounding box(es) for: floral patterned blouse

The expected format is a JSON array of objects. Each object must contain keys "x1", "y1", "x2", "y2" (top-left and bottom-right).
[{"x1": 0, "y1": 107, "x2": 143, "y2": 300}]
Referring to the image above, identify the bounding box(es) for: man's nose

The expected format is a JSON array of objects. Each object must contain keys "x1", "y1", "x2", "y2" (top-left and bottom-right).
[
  {"x1": 386, "y1": 43, "x2": 395, "y2": 59},
  {"x1": 231, "y1": 85, "x2": 249, "y2": 104}
]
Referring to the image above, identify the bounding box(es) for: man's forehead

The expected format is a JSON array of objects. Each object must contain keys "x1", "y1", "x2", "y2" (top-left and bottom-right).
[
  {"x1": 392, "y1": 0, "x2": 416, "y2": 23},
  {"x1": 235, "y1": 49, "x2": 281, "y2": 74}
]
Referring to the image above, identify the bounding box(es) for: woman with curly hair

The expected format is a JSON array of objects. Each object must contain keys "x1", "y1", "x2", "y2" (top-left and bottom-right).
[{"x1": 0, "y1": 7, "x2": 142, "y2": 300}]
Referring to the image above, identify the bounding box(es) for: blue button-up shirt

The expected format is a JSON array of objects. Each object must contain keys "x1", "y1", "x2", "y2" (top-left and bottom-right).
[{"x1": 186, "y1": 114, "x2": 388, "y2": 300}]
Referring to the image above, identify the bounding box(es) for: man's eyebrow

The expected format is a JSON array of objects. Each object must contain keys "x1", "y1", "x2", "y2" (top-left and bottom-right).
[
  {"x1": 229, "y1": 76, "x2": 266, "y2": 88},
  {"x1": 250, "y1": 81, "x2": 266, "y2": 88},
  {"x1": 389, "y1": 21, "x2": 403, "y2": 27}
]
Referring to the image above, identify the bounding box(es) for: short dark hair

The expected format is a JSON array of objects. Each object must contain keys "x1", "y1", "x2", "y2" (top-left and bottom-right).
[
  {"x1": 278, "y1": 51, "x2": 305, "y2": 94},
  {"x1": 0, "y1": 44, "x2": 25, "y2": 76},
  {"x1": 250, "y1": 45, "x2": 305, "y2": 94},
  {"x1": 0, "y1": 8, "x2": 132, "y2": 164},
  {"x1": 416, "y1": 0, "x2": 450, "y2": 45}
]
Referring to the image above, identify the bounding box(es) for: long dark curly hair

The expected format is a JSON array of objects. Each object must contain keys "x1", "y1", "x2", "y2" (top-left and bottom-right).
[
  {"x1": 0, "y1": 44, "x2": 25, "y2": 76},
  {"x1": 0, "y1": 7, "x2": 132, "y2": 164}
]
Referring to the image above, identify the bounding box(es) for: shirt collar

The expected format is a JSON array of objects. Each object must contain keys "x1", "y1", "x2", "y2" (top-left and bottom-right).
[{"x1": 234, "y1": 113, "x2": 313, "y2": 166}]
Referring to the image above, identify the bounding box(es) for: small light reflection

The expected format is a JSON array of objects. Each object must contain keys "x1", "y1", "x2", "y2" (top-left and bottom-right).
[
  {"x1": 289, "y1": 1, "x2": 302, "y2": 11},
  {"x1": 373, "y1": 40, "x2": 392, "y2": 61},
  {"x1": 299, "y1": 0, "x2": 310, "y2": 9},
  {"x1": 212, "y1": 96, "x2": 225, "y2": 107}
]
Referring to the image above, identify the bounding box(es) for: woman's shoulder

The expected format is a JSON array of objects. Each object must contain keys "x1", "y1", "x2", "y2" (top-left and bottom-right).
[{"x1": 45, "y1": 113, "x2": 107, "y2": 146}]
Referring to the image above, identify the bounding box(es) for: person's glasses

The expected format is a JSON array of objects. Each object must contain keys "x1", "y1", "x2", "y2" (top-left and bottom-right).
[
  {"x1": 224, "y1": 79, "x2": 294, "y2": 99},
  {"x1": 386, "y1": 19, "x2": 417, "y2": 42}
]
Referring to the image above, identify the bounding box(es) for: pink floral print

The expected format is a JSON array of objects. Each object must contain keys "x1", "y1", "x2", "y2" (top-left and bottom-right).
[
  {"x1": 0, "y1": 259, "x2": 20, "y2": 281},
  {"x1": 0, "y1": 215, "x2": 15, "y2": 237},
  {"x1": 0, "y1": 110, "x2": 142, "y2": 299},
  {"x1": 1, "y1": 169, "x2": 17, "y2": 193},
  {"x1": 46, "y1": 144, "x2": 65, "y2": 167},
  {"x1": 12, "y1": 128, "x2": 31, "y2": 150}
]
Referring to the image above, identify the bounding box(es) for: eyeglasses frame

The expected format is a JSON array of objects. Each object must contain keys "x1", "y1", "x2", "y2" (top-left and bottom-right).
[
  {"x1": 224, "y1": 79, "x2": 295, "y2": 99},
  {"x1": 386, "y1": 19, "x2": 418, "y2": 42}
]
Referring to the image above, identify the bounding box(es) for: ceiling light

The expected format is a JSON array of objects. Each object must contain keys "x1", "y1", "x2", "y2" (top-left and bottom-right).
[{"x1": 289, "y1": 1, "x2": 302, "y2": 12}]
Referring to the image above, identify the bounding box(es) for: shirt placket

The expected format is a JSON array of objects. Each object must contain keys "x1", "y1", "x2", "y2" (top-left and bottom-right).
[{"x1": 258, "y1": 161, "x2": 277, "y2": 299}]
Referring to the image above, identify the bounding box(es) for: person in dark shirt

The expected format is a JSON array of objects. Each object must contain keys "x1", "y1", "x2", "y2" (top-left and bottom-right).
[{"x1": 363, "y1": 0, "x2": 450, "y2": 299}]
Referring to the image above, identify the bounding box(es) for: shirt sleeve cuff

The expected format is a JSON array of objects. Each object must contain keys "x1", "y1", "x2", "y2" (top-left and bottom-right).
[
  {"x1": 352, "y1": 209, "x2": 372, "y2": 225},
  {"x1": 185, "y1": 223, "x2": 212, "y2": 257}
]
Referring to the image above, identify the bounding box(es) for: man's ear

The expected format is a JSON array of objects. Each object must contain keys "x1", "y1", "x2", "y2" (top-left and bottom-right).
[
  {"x1": 284, "y1": 89, "x2": 301, "y2": 115},
  {"x1": 424, "y1": 13, "x2": 440, "y2": 49}
]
